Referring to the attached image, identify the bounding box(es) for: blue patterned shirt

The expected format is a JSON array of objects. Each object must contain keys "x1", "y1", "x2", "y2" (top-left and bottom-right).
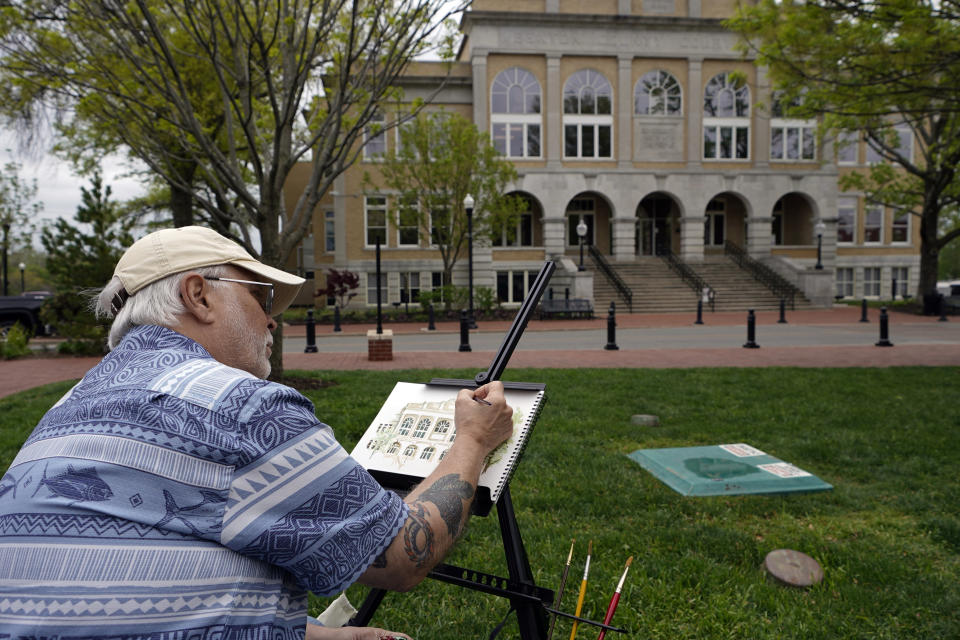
[{"x1": 0, "y1": 325, "x2": 408, "y2": 639}]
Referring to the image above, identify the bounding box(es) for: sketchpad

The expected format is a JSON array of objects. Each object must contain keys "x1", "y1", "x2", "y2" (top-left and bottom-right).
[{"x1": 627, "y1": 443, "x2": 832, "y2": 496}]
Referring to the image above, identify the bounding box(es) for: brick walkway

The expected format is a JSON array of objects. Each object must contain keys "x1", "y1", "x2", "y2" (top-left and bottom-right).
[{"x1": 2, "y1": 307, "x2": 957, "y2": 399}]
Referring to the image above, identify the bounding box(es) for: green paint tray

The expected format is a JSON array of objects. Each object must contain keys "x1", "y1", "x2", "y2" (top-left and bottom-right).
[{"x1": 627, "y1": 443, "x2": 833, "y2": 496}]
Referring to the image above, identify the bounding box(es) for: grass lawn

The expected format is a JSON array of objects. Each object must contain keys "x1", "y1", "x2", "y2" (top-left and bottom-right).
[{"x1": 2, "y1": 367, "x2": 958, "y2": 639}]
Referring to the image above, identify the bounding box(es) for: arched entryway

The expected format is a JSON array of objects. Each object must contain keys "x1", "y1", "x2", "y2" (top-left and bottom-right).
[
  {"x1": 636, "y1": 192, "x2": 681, "y2": 256},
  {"x1": 772, "y1": 192, "x2": 817, "y2": 246},
  {"x1": 565, "y1": 191, "x2": 613, "y2": 257},
  {"x1": 704, "y1": 192, "x2": 749, "y2": 252},
  {"x1": 491, "y1": 191, "x2": 544, "y2": 248}
]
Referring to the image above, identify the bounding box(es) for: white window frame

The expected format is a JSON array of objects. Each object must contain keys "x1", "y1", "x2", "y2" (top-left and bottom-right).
[
  {"x1": 770, "y1": 118, "x2": 817, "y2": 161},
  {"x1": 635, "y1": 70, "x2": 683, "y2": 116},
  {"x1": 563, "y1": 70, "x2": 613, "y2": 160},
  {"x1": 703, "y1": 72, "x2": 750, "y2": 161},
  {"x1": 836, "y1": 131, "x2": 858, "y2": 165},
  {"x1": 399, "y1": 271, "x2": 420, "y2": 304},
  {"x1": 396, "y1": 198, "x2": 420, "y2": 247},
  {"x1": 496, "y1": 270, "x2": 541, "y2": 304},
  {"x1": 365, "y1": 271, "x2": 388, "y2": 306},
  {"x1": 863, "y1": 267, "x2": 881, "y2": 297},
  {"x1": 324, "y1": 210, "x2": 335, "y2": 253},
  {"x1": 364, "y1": 196, "x2": 388, "y2": 248},
  {"x1": 491, "y1": 67, "x2": 542, "y2": 159},
  {"x1": 891, "y1": 267, "x2": 909, "y2": 297},
  {"x1": 564, "y1": 116, "x2": 613, "y2": 159},
  {"x1": 864, "y1": 204, "x2": 883, "y2": 244},
  {"x1": 837, "y1": 197, "x2": 857, "y2": 244},
  {"x1": 836, "y1": 267, "x2": 854, "y2": 298},
  {"x1": 891, "y1": 210, "x2": 911, "y2": 244},
  {"x1": 363, "y1": 113, "x2": 386, "y2": 161}
]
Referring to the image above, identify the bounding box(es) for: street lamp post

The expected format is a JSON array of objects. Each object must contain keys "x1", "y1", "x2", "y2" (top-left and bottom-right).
[
  {"x1": 576, "y1": 218, "x2": 588, "y2": 271},
  {"x1": 464, "y1": 194, "x2": 476, "y2": 328},
  {"x1": 814, "y1": 220, "x2": 826, "y2": 270},
  {"x1": 18, "y1": 263, "x2": 25, "y2": 294}
]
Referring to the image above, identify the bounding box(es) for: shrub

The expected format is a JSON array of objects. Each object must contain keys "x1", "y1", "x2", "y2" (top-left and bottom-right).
[{"x1": 1, "y1": 323, "x2": 31, "y2": 359}]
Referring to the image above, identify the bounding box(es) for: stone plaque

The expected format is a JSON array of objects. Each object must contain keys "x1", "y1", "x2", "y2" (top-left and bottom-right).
[
  {"x1": 634, "y1": 119, "x2": 683, "y2": 162},
  {"x1": 644, "y1": 0, "x2": 675, "y2": 14}
]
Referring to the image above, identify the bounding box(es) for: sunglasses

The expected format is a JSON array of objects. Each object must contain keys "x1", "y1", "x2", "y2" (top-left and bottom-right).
[{"x1": 204, "y1": 276, "x2": 275, "y2": 315}]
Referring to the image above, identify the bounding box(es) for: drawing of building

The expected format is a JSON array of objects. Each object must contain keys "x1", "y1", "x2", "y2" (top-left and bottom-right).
[
  {"x1": 284, "y1": 0, "x2": 921, "y2": 312},
  {"x1": 368, "y1": 398, "x2": 457, "y2": 467}
]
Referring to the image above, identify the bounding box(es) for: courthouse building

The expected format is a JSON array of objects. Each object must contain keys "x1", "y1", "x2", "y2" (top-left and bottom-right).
[{"x1": 284, "y1": 0, "x2": 921, "y2": 311}]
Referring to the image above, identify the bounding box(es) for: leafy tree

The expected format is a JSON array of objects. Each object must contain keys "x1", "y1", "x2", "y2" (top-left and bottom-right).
[
  {"x1": 315, "y1": 268, "x2": 359, "y2": 309},
  {"x1": 40, "y1": 174, "x2": 135, "y2": 354},
  {"x1": 1, "y1": 0, "x2": 464, "y2": 376},
  {"x1": 0, "y1": 156, "x2": 42, "y2": 295},
  {"x1": 369, "y1": 111, "x2": 524, "y2": 299},
  {"x1": 729, "y1": 0, "x2": 960, "y2": 302}
]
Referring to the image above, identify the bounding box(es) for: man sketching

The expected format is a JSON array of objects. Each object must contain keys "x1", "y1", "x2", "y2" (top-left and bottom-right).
[{"x1": 0, "y1": 226, "x2": 514, "y2": 638}]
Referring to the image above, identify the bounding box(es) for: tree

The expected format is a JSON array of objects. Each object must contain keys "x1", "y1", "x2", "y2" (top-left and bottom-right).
[
  {"x1": 1, "y1": 0, "x2": 464, "y2": 375},
  {"x1": 729, "y1": 0, "x2": 960, "y2": 303},
  {"x1": 369, "y1": 111, "x2": 524, "y2": 294},
  {"x1": 316, "y1": 268, "x2": 359, "y2": 309},
  {"x1": 0, "y1": 157, "x2": 42, "y2": 296},
  {"x1": 40, "y1": 173, "x2": 135, "y2": 353}
]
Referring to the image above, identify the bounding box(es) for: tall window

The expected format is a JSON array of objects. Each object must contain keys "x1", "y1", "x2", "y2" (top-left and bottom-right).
[
  {"x1": 366, "y1": 271, "x2": 387, "y2": 306},
  {"x1": 493, "y1": 211, "x2": 534, "y2": 247},
  {"x1": 496, "y1": 270, "x2": 541, "y2": 304},
  {"x1": 397, "y1": 198, "x2": 419, "y2": 246},
  {"x1": 399, "y1": 272, "x2": 420, "y2": 304},
  {"x1": 704, "y1": 198, "x2": 726, "y2": 246},
  {"x1": 892, "y1": 210, "x2": 910, "y2": 243},
  {"x1": 324, "y1": 210, "x2": 335, "y2": 252},
  {"x1": 770, "y1": 95, "x2": 816, "y2": 161},
  {"x1": 892, "y1": 267, "x2": 909, "y2": 297},
  {"x1": 635, "y1": 70, "x2": 682, "y2": 116},
  {"x1": 837, "y1": 197, "x2": 856, "y2": 243},
  {"x1": 363, "y1": 112, "x2": 386, "y2": 159},
  {"x1": 365, "y1": 196, "x2": 387, "y2": 246},
  {"x1": 703, "y1": 72, "x2": 750, "y2": 160},
  {"x1": 864, "y1": 205, "x2": 883, "y2": 243},
  {"x1": 866, "y1": 123, "x2": 913, "y2": 164},
  {"x1": 836, "y1": 131, "x2": 858, "y2": 164},
  {"x1": 863, "y1": 267, "x2": 881, "y2": 297},
  {"x1": 836, "y1": 267, "x2": 854, "y2": 298},
  {"x1": 491, "y1": 67, "x2": 542, "y2": 158},
  {"x1": 563, "y1": 70, "x2": 613, "y2": 159}
]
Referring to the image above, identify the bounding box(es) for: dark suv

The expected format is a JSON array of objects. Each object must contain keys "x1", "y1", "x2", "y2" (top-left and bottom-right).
[{"x1": 0, "y1": 292, "x2": 52, "y2": 337}]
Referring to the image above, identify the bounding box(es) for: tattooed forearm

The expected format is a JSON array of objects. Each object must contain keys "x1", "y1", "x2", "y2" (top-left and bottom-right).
[
  {"x1": 419, "y1": 474, "x2": 476, "y2": 538},
  {"x1": 403, "y1": 502, "x2": 436, "y2": 568}
]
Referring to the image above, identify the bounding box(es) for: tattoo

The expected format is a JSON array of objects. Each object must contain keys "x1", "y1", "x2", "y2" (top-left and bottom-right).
[
  {"x1": 403, "y1": 502, "x2": 435, "y2": 568},
  {"x1": 372, "y1": 549, "x2": 388, "y2": 569},
  {"x1": 419, "y1": 474, "x2": 475, "y2": 538}
]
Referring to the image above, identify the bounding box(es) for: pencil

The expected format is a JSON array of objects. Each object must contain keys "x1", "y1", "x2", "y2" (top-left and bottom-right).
[
  {"x1": 568, "y1": 539, "x2": 592, "y2": 640},
  {"x1": 473, "y1": 396, "x2": 492, "y2": 406},
  {"x1": 596, "y1": 556, "x2": 632, "y2": 640},
  {"x1": 547, "y1": 538, "x2": 576, "y2": 640}
]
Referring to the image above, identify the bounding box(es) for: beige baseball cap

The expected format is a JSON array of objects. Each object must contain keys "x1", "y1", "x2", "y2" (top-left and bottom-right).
[{"x1": 110, "y1": 226, "x2": 305, "y2": 316}]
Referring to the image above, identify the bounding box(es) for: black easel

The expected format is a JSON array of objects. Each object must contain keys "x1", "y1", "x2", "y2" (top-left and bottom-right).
[{"x1": 350, "y1": 262, "x2": 626, "y2": 638}]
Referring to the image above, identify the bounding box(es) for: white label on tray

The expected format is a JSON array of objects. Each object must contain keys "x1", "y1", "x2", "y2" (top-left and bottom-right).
[
  {"x1": 720, "y1": 443, "x2": 766, "y2": 457},
  {"x1": 758, "y1": 462, "x2": 812, "y2": 478}
]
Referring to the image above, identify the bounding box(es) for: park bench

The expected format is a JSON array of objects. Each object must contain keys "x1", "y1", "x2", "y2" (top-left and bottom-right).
[{"x1": 538, "y1": 298, "x2": 594, "y2": 320}]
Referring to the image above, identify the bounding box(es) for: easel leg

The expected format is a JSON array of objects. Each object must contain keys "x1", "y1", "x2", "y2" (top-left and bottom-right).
[
  {"x1": 498, "y1": 487, "x2": 549, "y2": 640},
  {"x1": 349, "y1": 587, "x2": 388, "y2": 626}
]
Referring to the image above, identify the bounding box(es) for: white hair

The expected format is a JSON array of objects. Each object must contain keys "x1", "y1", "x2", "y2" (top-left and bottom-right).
[{"x1": 94, "y1": 265, "x2": 228, "y2": 350}]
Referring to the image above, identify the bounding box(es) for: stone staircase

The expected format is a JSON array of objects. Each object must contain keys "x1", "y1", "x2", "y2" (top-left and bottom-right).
[{"x1": 591, "y1": 255, "x2": 813, "y2": 313}]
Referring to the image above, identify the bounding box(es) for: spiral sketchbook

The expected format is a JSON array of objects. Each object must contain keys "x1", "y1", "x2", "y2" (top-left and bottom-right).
[{"x1": 350, "y1": 381, "x2": 547, "y2": 516}]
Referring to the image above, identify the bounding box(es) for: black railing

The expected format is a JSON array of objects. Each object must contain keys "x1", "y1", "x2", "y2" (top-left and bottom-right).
[
  {"x1": 587, "y1": 244, "x2": 632, "y2": 312},
  {"x1": 724, "y1": 241, "x2": 800, "y2": 309},
  {"x1": 659, "y1": 250, "x2": 716, "y2": 311}
]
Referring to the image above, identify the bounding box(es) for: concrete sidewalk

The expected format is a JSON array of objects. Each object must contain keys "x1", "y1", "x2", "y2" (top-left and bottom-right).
[{"x1": 2, "y1": 307, "x2": 957, "y2": 399}]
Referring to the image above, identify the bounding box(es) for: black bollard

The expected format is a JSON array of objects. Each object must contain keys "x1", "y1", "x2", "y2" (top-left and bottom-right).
[
  {"x1": 875, "y1": 306, "x2": 894, "y2": 346},
  {"x1": 304, "y1": 309, "x2": 318, "y2": 353},
  {"x1": 939, "y1": 295, "x2": 949, "y2": 322},
  {"x1": 604, "y1": 301, "x2": 619, "y2": 350},
  {"x1": 743, "y1": 309, "x2": 760, "y2": 348},
  {"x1": 428, "y1": 303, "x2": 436, "y2": 330},
  {"x1": 892, "y1": 278, "x2": 897, "y2": 301},
  {"x1": 695, "y1": 299, "x2": 704, "y2": 325},
  {"x1": 778, "y1": 298, "x2": 787, "y2": 324},
  {"x1": 859, "y1": 298, "x2": 869, "y2": 322},
  {"x1": 458, "y1": 310, "x2": 472, "y2": 352},
  {"x1": 333, "y1": 305, "x2": 342, "y2": 332}
]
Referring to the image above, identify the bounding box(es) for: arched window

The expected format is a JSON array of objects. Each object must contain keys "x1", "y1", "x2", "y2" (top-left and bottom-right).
[
  {"x1": 386, "y1": 442, "x2": 401, "y2": 455},
  {"x1": 491, "y1": 67, "x2": 542, "y2": 158},
  {"x1": 635, "y1": 70, "x2": 682, "y2": 116},
  {"x1": 703, "y1": 72, "x2": 750, "y2": 160},
  {"x1": 413, "y1": 417, "x2": 431, "y2": 439},
  {"x1": 420, "y1": 446, "x2": 436, "y2": 461},
  {"x1": 563, "y1": 70, "x2": 613, "y2": 159},
  {"x1": 433, "y1": 418, "x2": 451, "y2": 437},
  {"x1": 397, "y1": 416, "x2": 414, "y2": 436},
  {"x1": 403, "y1": 445, "x2": 417, "y2": 458},
  {"x1": 770, "y1": 93, "x2": 816, "y2": 161}
]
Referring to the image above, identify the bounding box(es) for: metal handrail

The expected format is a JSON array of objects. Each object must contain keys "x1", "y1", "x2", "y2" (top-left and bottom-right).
[
  {"x1": 723, "y1": 241, "x2": 800, "y2": 309},
  {"x1": 659, "y1": 250, "x2": 716, "y2": 311},
  {"x1": 587, "y1": 244, "x2": 633, "y2": 312}
]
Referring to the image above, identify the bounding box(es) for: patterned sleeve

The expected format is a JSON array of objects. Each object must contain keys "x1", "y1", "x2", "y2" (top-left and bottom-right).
[{"x1": 220, "y1": 383, "x2": 408, "y2": 595}]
